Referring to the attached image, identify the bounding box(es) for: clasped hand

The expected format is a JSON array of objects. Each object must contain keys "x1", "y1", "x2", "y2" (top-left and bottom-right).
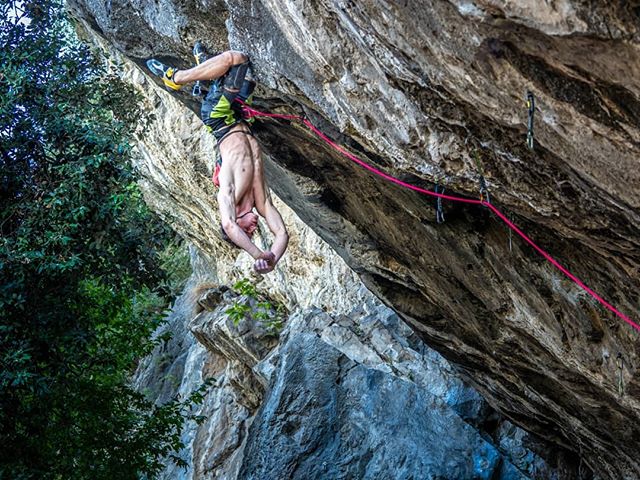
[{"x1": 253, "y1": 251, "x2": 276, "y2": 274}]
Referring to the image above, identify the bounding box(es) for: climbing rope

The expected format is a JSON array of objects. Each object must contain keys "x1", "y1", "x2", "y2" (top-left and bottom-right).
[{"x1": 240, "y1": 103, "x2": 639, "y2": 334}]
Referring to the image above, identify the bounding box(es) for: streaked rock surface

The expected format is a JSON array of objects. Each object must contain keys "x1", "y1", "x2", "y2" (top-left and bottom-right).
[{"x1": 69, "y1": 1, "x2": 640, "y2": 478}]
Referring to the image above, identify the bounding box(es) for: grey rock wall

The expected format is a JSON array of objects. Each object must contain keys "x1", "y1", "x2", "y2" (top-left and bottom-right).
[
  {"x1": 137, "y1": 246, "x2": 561, "y2": 479},
  {"x1": 242, "y1": 332, "x2": 520, "y2": 480},
  {"x1": 68, "y1": 1, "x2": 640, "y2": 478},
  {"x1": 244, "y1": 308, "x2": 559, "y2": 480}
]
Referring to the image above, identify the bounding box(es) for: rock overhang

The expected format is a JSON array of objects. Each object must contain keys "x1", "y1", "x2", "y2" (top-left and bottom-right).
[{"x1": 67, "y1": 1, "x2": 640, "y2": 477}]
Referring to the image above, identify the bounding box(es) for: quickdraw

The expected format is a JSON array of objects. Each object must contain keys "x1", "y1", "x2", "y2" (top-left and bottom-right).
[
  {"x1": 508, "y1": 212, "x2": 514, "y2": 253},
  {"x1": 479, "y1": 175, "x2": 490, "y2": 204},
  {"x1": 435, "y1": 182, "x2": 446, "y2": 224},
  {"x1": 192, "y1": 41, "x2": 206, "y2": 97},
  {"x1": 192, "y1": 80, "x2": 203, "y2": 97},
  {"x1": 526, "y1": 91, "x2": 535, "y2": 150},
  {"x1": 472, "y1": 149, "x2": 490, "y2": 203},
  {"x1": 616, "y1": 353, "x2": 625, "y2": 397}
]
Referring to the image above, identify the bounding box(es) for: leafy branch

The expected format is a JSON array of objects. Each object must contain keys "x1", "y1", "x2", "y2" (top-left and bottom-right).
[{"x1": 225, "y1": 278, "x2": 287, "y2": 334}]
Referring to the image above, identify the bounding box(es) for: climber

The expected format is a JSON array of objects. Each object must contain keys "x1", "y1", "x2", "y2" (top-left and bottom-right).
[{"x1": 146, "y1": 48, "x2": 288, "y2": 274}]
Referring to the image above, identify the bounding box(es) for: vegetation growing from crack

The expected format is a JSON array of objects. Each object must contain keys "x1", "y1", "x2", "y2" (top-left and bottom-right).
[{"x1": 226, "y1": 278, "x2": 286, "y2": 334}]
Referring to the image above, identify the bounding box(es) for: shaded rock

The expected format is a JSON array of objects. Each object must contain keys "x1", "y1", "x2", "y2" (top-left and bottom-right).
[
  {"x1": 197, "y1": 285, "x2": 228, "y2": 312},
  {"x1": 241, "y1": 331, "x2": 527, "y2": 480}
]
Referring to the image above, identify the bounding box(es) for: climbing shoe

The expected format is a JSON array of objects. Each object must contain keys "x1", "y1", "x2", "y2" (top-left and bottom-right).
[
  {"x1": 146, "y1": 58, "x2": 182, "y2": 90},
  {"x1": 193, "y1": 41, "x2": 207, "y2": 65}
]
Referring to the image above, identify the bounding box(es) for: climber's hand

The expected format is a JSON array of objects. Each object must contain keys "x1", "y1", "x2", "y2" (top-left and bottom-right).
[{"x1": 253, "y1": 251, "x2": 276, "y2": 274}]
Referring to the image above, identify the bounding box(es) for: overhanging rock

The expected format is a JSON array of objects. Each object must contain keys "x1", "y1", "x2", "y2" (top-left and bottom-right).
[{"x1": 68, "y1": 1, "x2": 640, "y2": 477}]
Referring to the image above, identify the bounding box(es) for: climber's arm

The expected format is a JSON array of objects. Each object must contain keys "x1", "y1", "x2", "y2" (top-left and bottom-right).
[
  {"x1": 254, "y1": 186, "x2": 288, "y2": 264},
  {"x1": 218, "y1": 185, "x2": 263, "y2": 259}
]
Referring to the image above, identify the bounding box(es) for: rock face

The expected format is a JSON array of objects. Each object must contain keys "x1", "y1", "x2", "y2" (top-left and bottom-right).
[
  {"x1": 241, "y1": 311, "x2": 549, "y2": 480},
  {"x1": 69, "y1": 1, "x2": 640, "y2": 478},
  {"x1": 137, "y1": 245, "x2": 559, "y2": 479},
  {"x1": 243, "y1": 332, "x2": 513, "y2": 480}
]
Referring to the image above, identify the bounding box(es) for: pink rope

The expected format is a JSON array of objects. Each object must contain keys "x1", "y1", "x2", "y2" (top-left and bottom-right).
[{"x1": 242, "y1": 104, "x2": 639, "y2": 333}]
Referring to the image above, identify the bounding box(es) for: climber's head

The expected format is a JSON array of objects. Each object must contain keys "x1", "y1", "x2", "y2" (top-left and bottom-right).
[
  {"x1": 219, "y1": 210, "x2": 259, "y2": 247},
  {"x1": 236, "y1": 210, "x2": 259, "y2": 237}
]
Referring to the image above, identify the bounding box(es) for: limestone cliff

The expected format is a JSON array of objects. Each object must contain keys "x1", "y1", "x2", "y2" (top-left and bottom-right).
[
  {"x1": 68, "y1": 1, "x2": 639, "y2": 478},
  {"x1": 135, "y1": 243, "x2": 559, "y2": 479}
]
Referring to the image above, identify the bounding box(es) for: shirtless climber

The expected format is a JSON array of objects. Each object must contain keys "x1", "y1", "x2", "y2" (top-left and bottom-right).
[{"x1": 146, "y1": 46, "x2": 288, "y2": 274}]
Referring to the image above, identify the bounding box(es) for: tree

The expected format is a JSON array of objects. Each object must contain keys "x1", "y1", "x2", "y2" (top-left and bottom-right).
[{"x1": 0, "y1": 1, "x2": 206, "y2": 478}]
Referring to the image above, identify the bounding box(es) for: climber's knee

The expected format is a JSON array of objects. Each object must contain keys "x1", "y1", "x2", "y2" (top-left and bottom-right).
[{"x1": 223, "y1": 60, "x2": 251, "y2": 92}]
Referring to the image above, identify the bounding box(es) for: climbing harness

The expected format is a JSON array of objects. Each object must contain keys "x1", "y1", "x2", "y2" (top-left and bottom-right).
[
  {"x1": 239, "y1": 102, "x2": 640, "y2": 334},
  {"x1": 616, "y1": 353, "x2": 625, "y2": 397},
  {"x1": 435, "y1": 182, "x2": 446, "y2": 224},
  {"x1": 526, "y1": 91, "x2": 535, "y2": 150}
]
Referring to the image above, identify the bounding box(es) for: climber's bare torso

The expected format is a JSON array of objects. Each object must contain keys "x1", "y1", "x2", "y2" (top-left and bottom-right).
[
  {"x1": 217, "y1": 123, "x2": 265, "y2": 217},
  {"x1": 216, "y1": 122, "x2": 288, "y2": 273}
]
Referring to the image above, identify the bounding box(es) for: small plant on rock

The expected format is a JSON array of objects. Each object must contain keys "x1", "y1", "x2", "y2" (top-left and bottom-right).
[
  {"x1": 232, "y1": 278, "x2": 258, "y2": 298},
  {"x1": 254, "y1": 301, "x2": 285, "y2": 334},
  {"x1": 225, "y1": 301, "x2": 252, "y2": 326},
  {"x1": 226, "y1": 278, "x2": 286, "y2": 334}
]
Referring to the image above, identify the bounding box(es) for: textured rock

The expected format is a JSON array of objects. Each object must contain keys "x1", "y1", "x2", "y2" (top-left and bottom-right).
[
  {"x1": 241, "y1": 330, "x2": 541, "y2": 480},
  {"x1": 256, "y1": 306, "x2": 563, "y2": 479},
  {"x1": 137, "y1": 245, "x2": 563, "y2": 479},
  {"x1": 69, "y1": 1, "x2": 640, "y2": 478}
]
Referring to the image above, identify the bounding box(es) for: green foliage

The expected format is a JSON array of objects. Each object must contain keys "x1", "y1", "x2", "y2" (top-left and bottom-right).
[
  {"x1": 225, "y1": 302, "x2": 252, "y2": 326},
  {"x1": 232, "y1": 278, "x2": 258, "y2": 298},
  {"x1": 255, "y1": 301, "x2": 285, "y2": 333},
  {"x1": 157, "y1": 238, "x2": 192, "y2": 299},
  {"x1": 226, "y1": 278, "x2": 286, "y2": 334},
  {"x1": 0, "y1": 1, "x2": 205, "y2": 478}
]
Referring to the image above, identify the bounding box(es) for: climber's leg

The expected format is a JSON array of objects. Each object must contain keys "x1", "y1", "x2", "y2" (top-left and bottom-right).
[{"x1": 146, "y1": 51, "x2": 248, "y2": 90}]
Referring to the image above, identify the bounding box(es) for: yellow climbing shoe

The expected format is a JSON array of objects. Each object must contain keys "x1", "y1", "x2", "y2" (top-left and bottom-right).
[{"x1": 146, "y1": 59, "x2": 182, "y2": 91}]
